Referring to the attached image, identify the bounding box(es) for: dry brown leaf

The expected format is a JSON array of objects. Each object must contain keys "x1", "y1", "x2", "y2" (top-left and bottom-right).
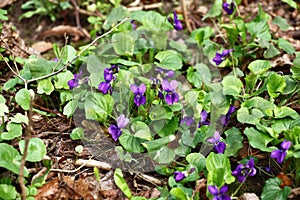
[
  {"x1": 35, "y1": 177, "x2": 59, "y2": 200},
  {"x1": 277, "y1": 172, "x2": 293, "y2": 188},
  {"x1": 0, "y1": 22, "x2": 32, "y2": 58},
  {"x1": 39, "y1": 25, "x2": 88, "y2": 41},
  {"x1": 31, "y1": 41, "x2": 53, "y2": 54},
  {"x1": 270, "y1": 54, "x2": 293, "y2": 68},
  {"x1": 0, "y1": 0, "x2": 17, "y2": 8}
]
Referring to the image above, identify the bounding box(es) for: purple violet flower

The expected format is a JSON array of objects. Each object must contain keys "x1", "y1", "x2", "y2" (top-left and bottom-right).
[
  {"x1": 173, "y1": 11, "x2": 183, "y2": 31},
  {"x1": 98, "y1": 81, "x2": 112, "y2": 94},
  {"x1": 207, "y1": 131, "x2": 226, "y2": 154},
  {"x1": 68, "y1": 70, "x2": 82, "y2": 89},
  {"x1": 219, "y1": 105, "x2": 236, "y2": 126},
  {"x1": 180, "y1": 116, "x2": 194, "y2": 126},
  {"x1": 173, "y1": 168, "x2": 195, "y2": 182},
  {"x1": 223, "y1": 2, "x2": 235, "y2": 15},
  {"x1": 270, "y1": 140, "x2": 292, "y2": 164},
  {"x1": 104, "y1": 68, "x2": 114, "y2": 82},
  {"x1": 131, "y1": 20, "x2": 137, "y2": 29},
  {"x1": 162, "y1": 80, "x2": 179, "y2": 105},
  {"x1": 174, "y1": 171, "x2": 186, "y2": 182},
  {"x1": 208, "y1": 185, "x2": 231, "y2": 200},
  {"x1": 155, "y1": 68, "x2": 175, "y2": 78},
  {"x1": 212, "y1": 49, "x2": 233, "y2": 65},
  {"x1": 232, "y1": 158, "x2": 257, "y2": 183},
  {"x1": 199, "y1": 110, "x2": 210, "y2": 127},
  {"x1": 108, "y1": 114, "x2": 129, "y2": 141},
  {"x1": 130, "y1": 84, "x2": 147, "y2": 107}
]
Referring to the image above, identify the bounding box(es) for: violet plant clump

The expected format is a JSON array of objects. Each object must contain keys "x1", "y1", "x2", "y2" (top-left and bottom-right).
[
  {"x1": 219, "y1": 105, "x2": 236, "y2": 126},
  {"x1": 161, "y1": 80, "x2": 179, "y2": 105},
  {"x1": 108, "y1": 114, "x2": 129, "y2": 141},
  {"x1": 270, "y1": 140, "x2": 292, "y2": 164},
  {"x1": 232, "y1": 158, "x2": 257, "y2": 183},
  {"x1": 68, "y1": 70, "x2": 82, "y2": 89},
  {"x1": 130, "y1": 83, "x2": 146, "y2": 107},
  {"x1": 173, "y1": 168, "x2": 195, "y2": 182},
  {"x1": 208, "y1": 185, "x2": 231, "y2": 200},
  {"x1": 222, "y1": 2, "x2": 235, "y2": 15},
  {"x1": 212, "y1": 49, "x2": 233, "y2": 65},
  {"x1": 207, "y1": 131, "x2": 226, "y2": 154},
  {"x1": 98, "y1": 65, "x2": 119, "y2": 94},
  {"x1": 171, "y1": 11, "x2": 183, "y2": 31}
]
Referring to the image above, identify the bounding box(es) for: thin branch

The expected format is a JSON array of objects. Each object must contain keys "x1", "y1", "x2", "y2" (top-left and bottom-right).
[
  {"x1": 19, "y1": 93, "x2": 33, "y2": 200},
  {"x1": 180, "y1": 0, "x2": 192, "y2": 32},
  {"x1": 27, "y1": 17, "x2": 129, "y2": 84},
  {"x1": 50, "y1": 156, "x2": 99, "y2": 173},
  {"x1": 0, "y1": 53, "x2": 27, "y2": 84}
]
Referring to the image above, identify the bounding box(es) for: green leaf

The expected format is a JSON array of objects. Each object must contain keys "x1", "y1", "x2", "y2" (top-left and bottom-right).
[
  {"x1": 0, "y1": 184, "x2": 17, "y2": 200},
  {"x1": 0, "y1": 143, "x2": 29, "y2": 176},
  {"x1": 170, "y1": 188, "x2": 188, "y2": 200},
  {"x1": 184, "y1": 90, "x2": 200, "y2": 107},
  {"x1": 271, "y1": 118, "x2": 297, "y2": 134},
  {"x1": 119, "y1": 129, "x2": 144, "y2": 153},
  {"x1": 0, "y1": 95, "x2": 8, "y2": 117},
  {"x1": 274, "y1": 106, "x2": 298, "y2": 119},
  {"x1": 87, "y1": 55, "x2": 106, "y2": 88},
  {"x1": 186, "y1": 153, "x2": 206, "y2": 172},
  {"x1": 112, "y1": 32, "x2": 135, "y2": 56},
  {"x1": 282, "y1": 0, "x2": 298, "y2": 9},
  {"x1": 278, "y1": 38, "x2": 295, "y2": 54},
  {"x1": 237, "y1": 107, "x2": 265, "y2": 125},
  {"x1": 224, "y1": 128, "x2": 244, "y2": 157},
  {"x1": 142, "y1": 135, "x2": 176, "y2": 152},
  {"x1": 241, "y1": 97, "x2": 275, "y2": 116},
  {"x1": 245, "y1": 74, "x2": 258, "y2": 92},
  {"x1": 0, "y1": 9, "x2": 8, "y2": 21},
  {"x1": 187, "y1": 67, "x2": 202, "y2": 88},
  {"x1": 19, "y1": 138, "x2": 46, "y2": 162},
  {"x1": 187, "y1": 63, "x2": 212, "y2": 88},
  {"x1": 37, "y1": 78, "x2": 54, "y2": 95},
  {"x1": 157, "y1": 118, "x2": 179, "y2": 137},
  {"x1": 63, "y1": 100, "x2": 78, "y2": 118},
  {"x1": 139, "y1": 11, "x2": 173, "y2": 30},
  {"x1": 84, "y1": 93, "x2": 114, "y2": 123},
  {"x1": 61, "y1": 45, "x2": 77, "y2": 64},
  {"x1": 15, "y1": 88, "x2": 31, "y2": 110},
  {"x1": 272, "y1": 16, "x2": 290, "y2": 31},
  {"x1": 9, "y1": 113, "x2": 28, "y2": 125},
  {"x1": 114, "y1": 168, "x2": 132, "y2": 198},
  {"x1": 267, "y1": 73, "x2": 286, "y2": 98},
  {"x1": 1, "y1": 122, "x2": 22, "y2": 140},
  {"x1": 222, "y1": 75, "x2": 243, "y2": 96},
  {"x1": 221, "y1": 24, "x2": 239, "y2": 46},
  {"x1": 206, "y1": 153, "x2": 235, "y2": 187},
  {"x1": 261, "y1": 178, "x2": 291, "y2": 200},
  {"x1": 244, "y1": 127, "x2": 276, "y2": 152},
  {"x1": 191, "y1": 27, "x2": 214, "y2": 45},
  {"x1": 154, "y1": 50, "x2": 183, "y2": 70},
  {"x1": 264, "y1": 44, "x2": 280, "y2": 59},
  {"x1": 151, "y1": 146, "x2": 176, "y2": 164},
  {"x1": 3, "y1": 78, "x2": 19, "y2": 91},
  {"x1": 248, "y1": 60, "x2": 271, "y2": 75},
  {"x1": 246, "y1": 20, "x2": 271, "y2": 42},
  {"x1": 54, "y1": 70, "x2": 74, "y2": 89},
  {"x1": 131, "y1": 121, "x2": 152, "y2": 140},
  {"x1": 70, "y1": 127, "x2": 85, "y2": 140},
  {"x1": 25, "y1": 56, "x2": 57, "y2": 78},
  {"x1": 149, "y1": 105, "x2": 173, "y2": 121},
  {"x1": 203, "y1": 0, "x2": 222, "y2": 20},
  {"x1": 103, "y1": 6, "x2": 129, "y2": 30}
]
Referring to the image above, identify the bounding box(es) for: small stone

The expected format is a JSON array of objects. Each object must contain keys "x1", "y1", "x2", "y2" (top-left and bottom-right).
[{"x1": 238, "y1": 193, "x2": 260, "y2": 200}]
